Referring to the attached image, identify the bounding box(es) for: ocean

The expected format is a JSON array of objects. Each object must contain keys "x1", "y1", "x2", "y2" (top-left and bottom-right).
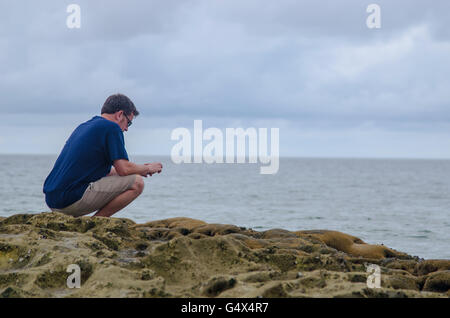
[{"x1": 1, "y1": 154, "x2": 449, "y2": 259}]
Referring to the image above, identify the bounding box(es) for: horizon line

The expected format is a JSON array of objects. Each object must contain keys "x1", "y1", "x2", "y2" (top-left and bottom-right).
[{"x1": 1, "y1": 153, "x2": 450, "y2": 161}]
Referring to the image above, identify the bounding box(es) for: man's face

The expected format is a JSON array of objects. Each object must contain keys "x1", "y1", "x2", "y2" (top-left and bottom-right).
[{"x1": 117, "y1": 111, "x2": 134, "y2": 132}]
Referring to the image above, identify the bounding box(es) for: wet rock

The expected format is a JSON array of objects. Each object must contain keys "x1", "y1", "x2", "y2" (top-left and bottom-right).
[
  {"x1": 295, "y1": 230, "x2": 409, "y2": 259},
  {"x1": 261, "y1": 229, "x2": 298, "y2": 239},
  {"x1": 77, "y1": 260, "x2": 94, "y2": 284},
  {"x1": 298, "y1": 276, "x2": 327, "y2": 289},
  {"x1": 264, "y1": 253, "x2": 297, "y2": 272},
  {"x1": 202, "y1": 276, "x2": 237, "y2": 297},
  {"x1": 422, "y1": 270, "x2": 450, "y2": 292},
  {"x1": 0, "y1": 214, "x2": 34, "y2": 226},
  {"x1": 261, "y1": 282, "x2": 289, "y2": 298},
  {"x1": 383, "y1": 275, "x2": 419, "y2": 291},
  {"x1": 242, "y1": 271, "x2": 280, "y2": 283},
  {"x1": 384, "y1": 259, "x2": 417, "y2": 274},
  {"x1": 0, "y1": 273, "x2": 27, "y2": 287},
  {"x1": 141, "y1": 269, "x2": 155, "y2": 281},
  {"x1": 363, "y1": 288, "x2": 409, "y2": 298},
  {"x1": 227, "y1": 233, "x2": 268, "y2": 249},
  {"x1": 1, "y1": 286, "x2": 23, "y2": 298},
  {"x1": 186, "y1": 232, "x2": 208, "y2": 240},
  {"x1": 134, "y1": 241, "x2": 149, "y2": 251},
  {"x1": 142, "y1": 288, "x2": 171, "y2": 298},
  {"x1": 34, "y1": 266, "x2": 68, "y2": 289},
  {"x1": 415, "y1": 260, "x2": 450, "y2": 276},
  {"x1": 92, "y1": 233, "x2": 120, "y2": 251},
  {"x1": 348, "y1": 273, "x2": 367, "y2": 283},
  {"x1": 0, "y1": 212, "x2": 447, "y2": 298},
  {"x1": 193, "y1": 224, "x2": 242, "y2": 236},
  {"x1": 134, "y1": 217, "x2": 207, "y2": 231}
]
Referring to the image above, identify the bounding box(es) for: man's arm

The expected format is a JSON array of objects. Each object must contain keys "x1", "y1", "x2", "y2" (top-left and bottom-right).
[{"x1": 113, "y1": 159, "x2": 162, "y2": 177}]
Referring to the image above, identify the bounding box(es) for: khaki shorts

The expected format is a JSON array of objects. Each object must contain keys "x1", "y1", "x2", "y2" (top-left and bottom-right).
[{"x1": 51, "y1": 174, "x2": 137, "y2": 217}]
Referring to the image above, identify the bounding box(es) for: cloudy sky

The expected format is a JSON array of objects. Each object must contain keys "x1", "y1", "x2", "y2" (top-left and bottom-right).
[{"x1": 1, "y1": 0, "x2": 449, "y2": 158}]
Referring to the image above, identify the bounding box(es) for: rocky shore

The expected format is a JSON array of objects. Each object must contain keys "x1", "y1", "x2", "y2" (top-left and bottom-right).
[{"x1": 0, "y1": 212, "x2": 449, "y2": 298}]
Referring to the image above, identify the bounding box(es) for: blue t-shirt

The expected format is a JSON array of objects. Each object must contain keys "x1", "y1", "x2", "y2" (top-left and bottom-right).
[{"x1": 43, "y1": 116, "x2": 129, "y2": 209}]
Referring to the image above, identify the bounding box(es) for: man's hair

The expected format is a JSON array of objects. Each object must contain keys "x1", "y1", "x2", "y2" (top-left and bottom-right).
[{"x1": 101, "y1": 93, "x2": 139, "y2": 117}]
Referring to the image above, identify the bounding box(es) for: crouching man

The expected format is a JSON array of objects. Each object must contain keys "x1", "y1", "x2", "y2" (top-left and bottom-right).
[{"x1": 43, "y1": 93, "x2": 162, "y2": 217}]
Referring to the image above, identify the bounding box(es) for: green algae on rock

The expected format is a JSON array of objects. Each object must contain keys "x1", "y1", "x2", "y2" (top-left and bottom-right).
[{"x1": 0, "y1": 212, "x2": 449, "y2": 298}]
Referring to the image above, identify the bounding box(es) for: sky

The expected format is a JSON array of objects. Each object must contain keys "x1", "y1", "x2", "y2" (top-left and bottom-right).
[{"x1": 0, "y1": 0, "x2": 449, "y2": 158}]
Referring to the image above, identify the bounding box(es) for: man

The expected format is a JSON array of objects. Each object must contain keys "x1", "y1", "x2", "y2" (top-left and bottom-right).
[{"x1": 43, "y1": 93, "x2": 162, "y2": 217}]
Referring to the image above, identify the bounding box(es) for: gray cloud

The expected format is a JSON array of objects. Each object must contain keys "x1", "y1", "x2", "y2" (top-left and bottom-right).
[{"x1": 0, "y1": 1, "x2": 449, "y2": 157}]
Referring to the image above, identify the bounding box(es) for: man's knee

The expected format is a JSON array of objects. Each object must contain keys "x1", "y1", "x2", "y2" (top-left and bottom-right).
[{"x1": 132, "y1": 175, "x2": 145, "y2": 195}]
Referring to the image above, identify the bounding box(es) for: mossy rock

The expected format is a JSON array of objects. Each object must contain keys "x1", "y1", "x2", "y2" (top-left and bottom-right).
[
  {"x1": 34, "y1": 261, "x2": 94, "y2": 289},
  {"x1": 77, "y1": 260, "x2": 94, "y2": 283},
  {"x1": 348, "y1": 273, "x2": 367, "y2": 283},
  {"x1": 0, "y1": 214, "x2": 35, "y2": 226},
  {"x1": 186, "y1": 232, "x2": 208, "y2": 240},
  {"x1": 92, "y1": 233, "x2": 120, "y2": 251},
  {"x1": 0, "y1": 287, "x2": 23, "y2": 298},
  {"x1": 202, "y1": 276, "x2": 237, "y2": 297},
  {"x1": 295, "y1": 254, "x2": 348, "y2": 272},
  {"x1": 383, "y1": 275, "x2": 419, "y2": 291},
  {"x1": 384, "y1": 259, "x2": 417, "y2": 274},
  {"x1": 298, "y1": 276, "x2": 327, "y2": 289},
  {"x1": 35, "y1": 253, "x2": 52, "y2": 267},
  {"x1": 296, "y1": 255, "x2": 324, "y2": 271},
  {"x1": 242, "y1": 271, "x2": 279, "y2": 283},
  {"x1": 134, "y1": 241, "x2": 149, "y2": 251},
  {"x1": 0, "y1": 242, "x2": 17, "y2": 253},
  {"x1": 0, "y1": 243, "x2": 31, "y2": 270},
  {"x1": 84, "y1": 241, "x2": 107, "y2": 252},
  {"x1": 101, "y1": 220, "x2": 133, "y2": 237},
  {"x1": 265, "y1": 254, "x2": 297, "y2": 272},
  {"x1": 261, "y1": 283, "x2": 289, "y2": 298},
  {"x1": 261, "y1": 229, "x2": 298, "y2": 239},
  {"x1": 26, "y1": 212, "x2": 135, "y2": 236},
  {"x1": 415, "y1": 260, "x2": 450, "y2": 276},
  {"x1": 193, "y1": 224, "x2": 242, "y2": 236},
  {"x1": 422, "y1": 271, "x2": 450, "y2": 292},
  {"x1": 140, "y1": 270, "x2": 155, "y2": 281},
  {"x1": 142, "y1": 253, "x2": 185, "y2": 282},
  {"x1": 142, "y1": 288, "x2": 171, "y2": 298},
  {"x1": 1, "y1": 213, "x2": 449, "y2": 297},
  {"x1": 0, "y1": 273, "x2": 27, "y2": 287},
  {"x1": 37, "y1": 228, "x2": 58, "y2": 239},
  {"x1": 34, "y1": 267, "x2": 68, "y2": 289},
  {"x1": 362, "y1": 288, "x2": 409, "y2": 298},
  {"x1": 136, "y1": 228, "x2": 174, "y2": 241}
]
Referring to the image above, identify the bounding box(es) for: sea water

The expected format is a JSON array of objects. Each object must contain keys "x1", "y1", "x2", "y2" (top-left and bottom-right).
[{"x1": 1, "y1": 154, "x2": 449, "y2": 259}]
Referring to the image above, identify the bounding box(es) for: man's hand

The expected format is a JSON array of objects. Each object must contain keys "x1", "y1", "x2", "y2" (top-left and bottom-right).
[
  {"x1": 113, "y1": 159, "x2": 163, "y2": 177},
  {"x1": 144, "y1": 162, "x2": 163, "y2": 177}
]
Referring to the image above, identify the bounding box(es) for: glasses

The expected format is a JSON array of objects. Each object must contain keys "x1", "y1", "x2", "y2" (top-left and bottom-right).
[{"x1": 123, "y1": 113, "x2": 133, "y2": 127}]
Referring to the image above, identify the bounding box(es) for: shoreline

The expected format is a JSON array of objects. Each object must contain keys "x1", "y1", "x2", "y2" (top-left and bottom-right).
[{"x1": 0, "y1": 212, "x2": 449, "y2": 298}]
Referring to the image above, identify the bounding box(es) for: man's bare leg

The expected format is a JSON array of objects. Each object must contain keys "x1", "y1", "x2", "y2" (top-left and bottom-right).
[{"x1": 94, "y1": 175, "x2": 144, "y2": 217}]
